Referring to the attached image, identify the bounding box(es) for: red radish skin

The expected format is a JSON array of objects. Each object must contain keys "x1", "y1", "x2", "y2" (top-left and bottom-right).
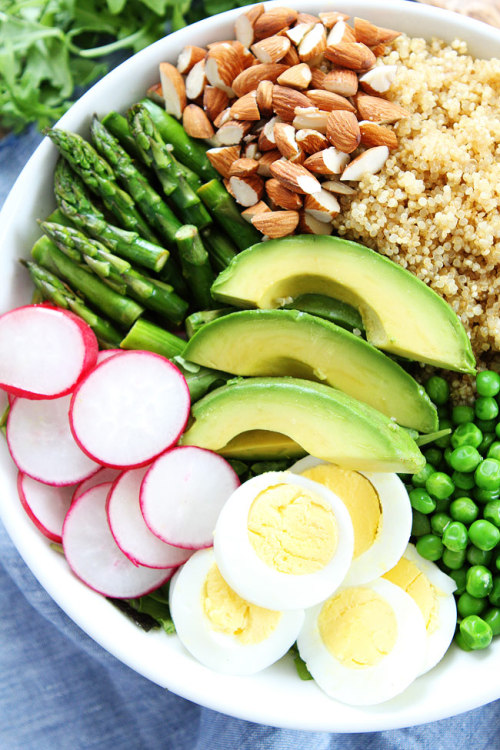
[
  {"x1": 17, "y1": 472, "x2": 75, "y2": 543},
  {"x1": 63, "y1": 482, "x2": 173, "y2": 598},
  {"x1": 69, "y1": 351, "x2": 190, "y2": 469},
  {"x1": 107, "y1": 467, "x2": 195, "y2": 569},
  {"x1": 7, "y1": 395, "x2": 101, "y2": 486},
  {"x1": 73, "y1": 466, "x2": 122, "y2": 502},
  {"x1": 0, "y1": 304, "x2": 98, "y2": 399},
  {"x1": 95, "y1": 349, "x2": 125, "y2": 365},
  {"x1": 140, "y1": 446, "x2": 240, "y2": 549}
]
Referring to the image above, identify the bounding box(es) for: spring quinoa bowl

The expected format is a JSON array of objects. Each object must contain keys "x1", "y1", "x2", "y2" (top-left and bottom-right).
[{"x1": 1, "y1": 0, "x2": 500, "y2": 732}]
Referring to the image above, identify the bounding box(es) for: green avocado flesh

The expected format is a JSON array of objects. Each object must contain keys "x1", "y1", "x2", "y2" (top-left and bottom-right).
[
  {"x1": 183, "y1": 309, "x2": 438, "y2": 433},
  {"x1": 180, "y1": 377, "x2": 425, "y2": 473},
  {"x1": 219, "y1": 430, "x2": 306, "y2": 461},
  {"x1": 211, "y1": 235, "x2": 476, "y2": 374}
]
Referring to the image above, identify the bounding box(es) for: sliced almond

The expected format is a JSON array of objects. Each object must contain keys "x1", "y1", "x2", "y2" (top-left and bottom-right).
[
  {"x1": 298, "y1": 23, "x2": 327, "y2": 63},
  {"x1": 326, "y1": 20, "x2": 356, "y2": 45},
  {"x1": 229, "y1": 91, "x2": 261, "y2": 121},
  {"x1": 256, "y1": 80, "x2": 274, "y2": 117},
  {"x1": 286, "y1": 22, "x2": 315, "y2": 46},
  {"x1": 159, "y1": 62, "x2": 186, "y2": 119},
  {"x1": 203, "y1": 86, "x2": 229, "y2": 122},
  {"x1": 299, "y1": 211, "x2": 333, "y2": 235},
  {"x1": 257, "y1": 149, "x2": 281, "y2": 177},
  {"x1": 213, "y1": 107, "x2": 232, "y2": 128},
  {"x1": 147, "y1": 82, "x2": 164, "y2": 106},
  {"x1": 206, "y1": 44, "x2": 243, "y2": 95},
  {"x1": 270, "y1": 158, "x2": 321, "y2": 194},
  {"x1": 215, "y1": 120, "x2": 252, "y2": 146},
  {"x1": 177, "y1": 45, "x2": 206, "y2": 75},
  {"x1": 304, "y1": 189, "x2": 341, "y2": 222},
  {"x1": 229, "y1": 174, "x2": 264, "y2": 206},
  {"x1": 340, "y1": 145, "x2": 389, "y2": 181},
  {"x1": 326, "y1": 110, "x2": 361, "y2": 153},
  {"x1": 322, "y1": 180, "x2": 357, "y2": 195},
  {"x1": 228, "y1": 158, "x2": 259, "y2": 177},
  {"x1": 241, "y1": 200, "x2": 271, "y2": 223},
  {"x1": 282, "y1": 45, "x2": 301, "y2": 67},
  {"x1": 309, "y1": 67, "x2": 327, "y2": 88},
  {"x1": 232, "y1": 63, "x2": 289, "y2": 97},
  {"x1": 251, "y1": 210, "x2": 299, "y2": 238},
  {"x1": 254, "y1": 8, "x2": 298, "y2": 40},
  {"x1": 234, "y1": 3, "x2": 265, "y2": 47},
  {"x1": 266, "y1": 178, "x2": 303, "y2": 210},
  {"x1": 258, "y1": 115, "x2": 281, "y2": 151},
  {"x1": 323, "y1": 68, "x2": 358, "y2": 97},
  {"x1": 295, "y1": 128, "x2": 329, "y2": 154},
  {"x1": 272, "y1": 85, "x2": 311, "y2": 122},
  {"x1": 359, "y1": 65, "x2": 398, "y2": 95},
  {"x1": 355, "y1": 93, "x2": 409, "y2": 123},
  {"x1": 354, "y1": 17, "x2": 401, "y2": 46},
  {"x1": 304, "y1": 146, "x2": 350, "y2": 175},
  {"x1": 306, "y1": 89, "x2": 356, "y2": 113},
  {"x1": 318, "y1": 11, "x2": 350, "y2": 28},
  {"x1": 251, "y1": 35, "x2": 291, "y2": 64},
  {"x1": 185, "y1": 59, "x2": 207, "y2": 101},
  {"x1": 206, "y1": 145, "x2": 241, "y2": 178},
  {"x1": 274, "y1": 122, "x2": 303, "y2": 162},
  {"x1": 292, "y1": 107, "x2": 329, "y2": 133},
  {"x1": 183, "y1": 104, "x2": 214, "y2": 139},
  {"x1": 244, "y1": 142, "x2": 261, "y2": 160},
  {"x1": 325, "y1": 42, "x2": 376, "y2": 71}
]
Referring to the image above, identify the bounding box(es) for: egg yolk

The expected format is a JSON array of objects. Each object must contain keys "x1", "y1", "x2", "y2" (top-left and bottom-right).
[
  {"x1": 202, "y1": 564, "x2": 281, "y2": 645},
  {"x1": 301, "y1": 464, "x2": 381, "y2": 559},
  {"x1": 383, "y1": 557, "x2": 438, "y2": 633},
  {"x1": 247, "y1": 483, "x2": 337, "y2": 575},
  {"x1": 318, "y1": 587, "x2": 398, "y2": 669}
]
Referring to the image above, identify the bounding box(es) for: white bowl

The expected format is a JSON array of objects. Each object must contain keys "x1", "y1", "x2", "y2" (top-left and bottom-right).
[{"x1": 0, "y1": 0, "x2": 499, "y2": 732}]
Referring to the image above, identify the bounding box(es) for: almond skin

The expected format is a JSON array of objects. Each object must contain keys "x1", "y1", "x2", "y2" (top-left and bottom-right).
[
  {"x1": 359, "y1": 121, "x2": 398, "y2": 149},
  {"x1": 354, "y1": 93, "x2": 409, "y2": 123},
  {"x1": 256, "y1": 80, "x2": 274, "y2": 117},
  {"x1": 323, "y1": 69, "x2": 358, "y2": 97},
  {"x1": 229, "y1": 158, "x2": 260, "y2": 177},
  {"x1": 177, "y1": 45, "x2": 206, "y2": 75},
  {"x1": 309, "y1": 67, "x2": 326, "y2": 88},
  {"x1": 229, "y1": 174, "x2": 264, "y2": 206},
  {"x1": 159, "y1": 62, "x2": 186, "y2": 119},
  {"x1": 254, "y1": 8, "x2": 299, "y2": 40},
  {"x1": 270, "y1": 158, "x2": 321, "y2": 194},
  {"x1": 229, "y1": 91, "x2": 261, "y2": 121},
  {"x1": 232, "y1": 63, "x2": 288, "y2": 97},
  {"x1": 183, "y1": 104, "x2": 214, "y2": 139},
  {"x1": 324, "y1": 42, "x2": 376, "y2": 71},
  {"x1": 257, "y1": 149, "x2": 281, "y2": 177},
  {"x1": 318, "y1": 11, "x2": 350, "y2": 28},
  {"x1": 274, "y1": 122, "x2": 303, "y2": 162},
  {"x1": 354, "y1": 17, "x2": 401, "y2": 46},
  {"x1": 251, "y1": 35, "x2": 291, "y2": 63},
  {"x1": 241, "y1": 200, "x2": 271, "y2": 223},
  {"x1": 299, "y1": 211, "x2": 333, "y2": 235},
  {"x1": 306, "y1": 89, "x2": 356, "y2": 113},
  {"x1": 251, "y1": 210, "x2": 299, "y2": 238},
  {"x1": 326, "y1": 110, "x2": 361, "y2": 153},
  {"x1": 206, "y1": 145, "x2": 241, "y2": 178},
  {"x1": 266, "y1": 178, "x2": 303, "y2": 210},
  {"x1": 282, "y1": 45, "x2": 301, "y2": 67},
  {"x1": 234, "y1": 3, "x2": 265, "y2": 47},
  {"x1": 203, "y1": 86, "x2": 229, "y2": 122},
  {"x1": 298, "y1": 23, "x2": 327, "y2": 63},
  {"x1": 272, "y1": 85, "x2": 311, "y2": 121},
  {"x1": 205, "y1": 44, "x2": 244, "y2": 94},
  {"x1": 295, "y1": 128, "x2": 329, "y2": 154}
]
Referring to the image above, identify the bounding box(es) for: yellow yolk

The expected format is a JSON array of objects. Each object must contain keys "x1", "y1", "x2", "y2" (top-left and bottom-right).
[
  {"x1": 318, "y1": 587, "x2": 398, "y2": 668},
  {"x1": 383, "y1": 557, "x2": 438, "y2": 633},
  {"x1": 202, "y1": 563, "x2": 281, "y2": 644},
  {"x1": 301, "y1": 464, "x2": 381, "y2": 559},
  {"x1": 247, "y1": 483, "x2": 337, "y2": 575}
]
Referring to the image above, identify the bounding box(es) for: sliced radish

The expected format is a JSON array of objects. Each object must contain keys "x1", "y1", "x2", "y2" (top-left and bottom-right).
[
  {"x1": 141, "y1": 447, "x2": 240, "y2": 549},
  {"x1": 73, "y1": 466, "x2": 122, "y2": 502},
  {"x1": 107, "y1": 467, "x2": 195, "y2": 568},
  {"x1": 7, "y1": 395, "x2": 101, "y2": 486},
  {"x1": 96, "y1": 349, "x2": 124, "y2": 365},
  {"x1": 63, "y1": 483, "x2": 173, "y2": 598},
  {"x1": 0, "y1": 304, "x2": 98, "y2": 399},
  {"x1": 69, "y1": 351, "x2": 190, "y2": 468},
  {"x1": 17, "y1": 472, "x2": 75, "y2": 543}
]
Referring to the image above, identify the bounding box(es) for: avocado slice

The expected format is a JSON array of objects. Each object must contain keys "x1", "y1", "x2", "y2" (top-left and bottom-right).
[
  {"x1": 183, "y1": 309, "x2": 438, "y2": 433},
  {"x1": 219, "y1": 430, "x2": 306, "y2": 461},
  {"x1": 180, "y1": 376, "x2": 425, "y2": 473},
  {"x1": 211, "y1": 235, "x2": 476, "y2": 374}
]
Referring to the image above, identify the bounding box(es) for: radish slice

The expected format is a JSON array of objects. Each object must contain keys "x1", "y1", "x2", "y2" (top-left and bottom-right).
[
  {"x1": 63, "y1": 483, "x2": 173, "y2": 598},
  {"x1": 107, "y1": 467, "x2": 195, "y2": 568},
  {"x1": 0, "y1": 304, "x2": 98, "y2": 399},
  {"x1": 69, "y1": 351, "x2": 190, "y2": 468},
  {"x1": 73, "y1": 466, "x2": 122, "y2": 502},
  {"x1": 7, "y1": 395, "x2": 101, "y2": 486},
  {"x1": 17, "y1": 472, "x2": 75, "y2": 543},
  {"x1": 96, "y1": 349, "x2": 124, "y2": 365},
  {"x1": 141, "y1": 447, "x2": 240, "y2": 549}
]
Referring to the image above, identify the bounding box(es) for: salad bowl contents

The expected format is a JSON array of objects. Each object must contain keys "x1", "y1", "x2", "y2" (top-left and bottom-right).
[{"x1": 1, "y1": 0, "x2": 500, "y2": 733}]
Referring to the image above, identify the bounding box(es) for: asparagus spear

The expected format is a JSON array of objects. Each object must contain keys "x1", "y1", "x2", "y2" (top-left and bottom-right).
[
  {"x1": 185, "y1": 308, "x2": 236, "y2": 338},
  {"x1": 201, "y1": 225, "x2": 238, "y2": 271},
  {"x1": 44, "y1": 128, "x2": 158, "y2": 244},
  {"x1": 40, "y1": 222, "x2": 188, "y2": 327},
  {"x1": 175, "y1": 225, "x2": 215, "y2": 310},
  {"x1": 54, "y1": 160, "x2": 169, "y2": 272},
  {"x1": 31, "y1": 236, "x2": 144, "y2": 329},
  {"x1": 197, "y1": 180, "x2": 260, "y2": 251},
  {"x1": 22, "y1": 260, "x2": 122, "y2": 349}
]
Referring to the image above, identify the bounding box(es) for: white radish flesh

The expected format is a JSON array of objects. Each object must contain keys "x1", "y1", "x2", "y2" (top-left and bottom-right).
[
  {"x1": 140, "y1": 446, "x2": 240, "y2": 549},
  {"x1": 63, "y1": 483, "x2": 173, "y2": 598},
  {"x1": 17, "y1": 472, "x2": 75, "y2": 542},
  {"x1": 0, "y1": 304, "x2": 98, "y2": 399},
  {"x1": 107, "y1": 467, "x2": 194, "y2": 569},
  {"x1": 7, "y1": 395, "x2": 101, "y2": 486},
  {"x1": 73, "y1": 466, "x2": 122, "y2": 502},
  {"x1": 95, "y1": 349, "x2": 124, "y2": 365},
  {"x1": 69, "y1": 351, "x2": 190, "y2": 468}
]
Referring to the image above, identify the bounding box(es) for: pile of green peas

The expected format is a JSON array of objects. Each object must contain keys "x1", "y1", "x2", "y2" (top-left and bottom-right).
[{"x1": 407, "y1": 370, "x2": 500, "y2": 652}]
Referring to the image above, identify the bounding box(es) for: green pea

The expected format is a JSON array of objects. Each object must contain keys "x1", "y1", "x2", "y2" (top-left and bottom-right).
[
  {"x1": 483, "y1": 607, "x2": 500, "y2": 637},
  {"x1": 466, "y1": 565, "x2": 493, "y2": 598},
  {"x1": 475, "y1": 397, "x2": 499, "y2": 422},
  {"x1": 455, "y1": 631, "x2": 473, "y2": 651},
  {"x1": 467, "y1": 546, "x2": 493, "y2": 567},
  {"x1": 412, "y1": 463, "x2": 436, "y2": 488},
  {"x1": 474, "y1": 458, "x2": 500, "y2": 491},
  {"x1": 484, "y1": 499, "x2": 500, "y2": 527},
  {"x1": 489, "y1": 577, "x2": 500, "y2": 607},
  {"x1": 425, "y1": 375, "x2": 450, "y2": 405},
  {"x1": 459, "y1": 615, "x2": 493, "y2": 650},
  {"x1": 475, "y1": 418, "x2": 497, "y2": 434},
  {"x1": 442, "y1": 547, "x2": 466, "y2": 570},
  {"x1": 416, "y1": 534, "x2": 444, "y2": 562},
  {"x1": 443, "y1": 447, "x2": 454, "y2": 467},
  {"x1": 450, "y1": 496, "x2": 478, "y2": 524},
  {"x1": 476, "y1": 370, "x2": 500, "y2": 397},
  {"x1": 452, "y1": 470, "x2": 476, "y2": 491},
  {"x1": 469, "y1": 519, "x2": 500, "y2": 551},
  {"x1": 411, "y1": 509, "x2": 431, "y2": 537},
  {"x1": 436, "y1": 419, "x2": 452, "y2": 448},
  {"x1": 409, "y1": 488, "x2": 436, "y2": 514},
  {"x1": 449, "y1": 567, "x2": 467, "y2": 595},
  {"x1": 430, "y1": 512, "x2": 451, "y2": 536},
  {"x1": 451, "y1": 423, "x2": 483, "y2": 450},
  {"x1": 442, "y1": 521, "x2": 468, "y2": 551},
  {"x1": 473, "y1": 486, "x2": 500, "y2": 504},
  {"x1": 496, "y1": 422, "x2": 500, "y2": 439},
  {"x1": 449, "y1": 445, "x2": 482, "y2": 473},
  {"x1": 434, "y1": 496, "x2": 452, "y2": 513},
  {"x1": 487, "y1": 442, "x2": 500, "y2": 461},
  {"x1": 479, "y1": 433, "x2": 496, "y2": 455},
  {"x1": 457, "y1": 592, "x2": 487, "y2": 618},
  {"x1": 452, "y1": 405, "x2": 475, "y2": 424},
  {"x1": 424, "y1": 447, "x2": 443, "y2": 466},
  {"x1": 425, "y1": 471, "x2": 454, "y2": 500}
]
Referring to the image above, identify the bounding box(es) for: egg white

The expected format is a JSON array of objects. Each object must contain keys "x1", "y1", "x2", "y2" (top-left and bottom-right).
[
  {"x1": 213, "y1": 471, "x2": 354, "y2": 610},
  {"x1": 290, "y1": 456, "x2": 412, "y2": 586},
  {"x1": 297, "y1": 578, "x2": 427, "y2": 706},
  {"x1": 169, "y1": 547, "x2": 304, "y2": 675}
]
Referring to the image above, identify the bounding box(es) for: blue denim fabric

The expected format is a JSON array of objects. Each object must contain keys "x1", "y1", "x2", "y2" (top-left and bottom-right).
[{"x1": 1, "y1": 124, "x2": 500, "y2": 750}]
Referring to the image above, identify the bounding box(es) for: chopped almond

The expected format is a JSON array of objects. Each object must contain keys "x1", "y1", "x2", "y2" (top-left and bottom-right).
[
  {"x1": 257, "y1": 149, "x2": 281, "y2": 177},
  {"x1": 177, "y1": 45, "x2": 206, "y2": 75},
  {"x1": 232, "y1": 63, "x2": 289, "y2": 97},
  {"x1": 205, "y1": 44, "x2": 244, "y2": 95},
  {"x1": 147, "y1": 82, "x2": 164, "y2": 106},
  {"x1": 203, "y1": 86, "x2": 229, "y2": 122},
  {"x1": 340, "y1": 145, "x2": 389, "y2": 180},
  {"x1": 282, "y1": 45, "x2": 301, "y2": 67},
  {"x1": 229, "y1": 174, "x2": 264, "y2": 206},
  {"x1": 309, "y1": 67, "x2": 327, "y2": 88},
  {"x1": 183, "y1": 104, "x2": 214, "y2": 139},
  {"x1": 296, "y1": 12, "x2": 321, "y2": 24},
  {"x1": 321, "y1": 180, "x2": 357, "y2": 195},
  {"x1": 244, "y1": 142, "x2": 261, "y2": 160},
  {"x1": 274, "y1": 122, "x2": 303, "y2": 162},
  {"x1": 286, "y1": 22, "x2": 315, "y2": 46},
  {"x1": 323, "y1": 68, "x2": 358, "y2": 97},
  {"x1": 358, "y1": 65, "x2": 398, "y2": 95},
  {"x1": 258, "y1": 115, "x2": 281, "y2": 151},
  {"x1": 185, "y1": 59, "x2": 207, "y2": 101},
  {"x1": 325, "y1": 42, "x2": 376, "y2": 71},
  {"x1": 354, "y1": 93, "x2": 409, "y2": 123},
  {"x1": 304, "y1": 146, "x2": 350, "y2": 175},
  {"x1": 306, "y1": 89, "x2": 356, "y2": 113},
  {"x1": 256, "y1": 80, "x2": 274, "y2": 117},
  {"x1": 318, "y1": 11, "x2": 350, "y2": 28},
  {"x1": 251, "y1": 35, "x2": 291, "y2": 63},
  {"x1": 272, "y1": 85, "x2": 311, "y2": 121},
  {"x1": 295, "y1": 128, "x2": 329, "y2": 154},
  {"x1": 215, "y1": 120, "x2": 252, "y2": 146},
  {"x1": 277, "y1": 63, "x2": 312, "y2": 90},
  {"x1": 229, "y1": 91, "x2": 261, "y2": 121},
  {"x1": 234, "y1": 4, "x2": 265, "y2": 47},
  {"x1": 292, "y1": 107, "x2": 329, "y2": 133},
  {"x1": 326, "y1": 20, "x2": 356, "y2": 45},
  {"x1": 298, "y1": 23, "x2": 327, "y2": 62},
  {"x1": 254, "y1": 7, "x2": 298, "y2": 40},
  {"x1": 266, "y1": 178, "x2": 303, "y2": 210},
  {"x1": 251, "y1": 210, "x2": 300, "y2": 238},
  {"x1": 354, "y1": 17, "x2": 401, "y2": 46},
  {"x1": 304, "y1": 189, "x2": 341, "y2": 222},
  {"x1": 299, "y1": 211, "x2": 333, "y2": 235},
  {"x1": 229, "y1": 158, "x2": 260, "y2": 177},
  {"x1": 159, "y1": 62, "x2": 186, "y2": 119},
  {"x1": 359, "y1": 121, "x2": 398, "y2": 149},
  {"x1": 270, "y1": 158, "x2": 321, "y2": 194},
  {"x1": 241, "y1": 200, "x2": 271, "y2": 223},
  {"x1": 326, "y1": 110, "x2": 361, "y2": 153},
  {"x1": 206, "y1": 145, "x2": 241, "y2": 178}
]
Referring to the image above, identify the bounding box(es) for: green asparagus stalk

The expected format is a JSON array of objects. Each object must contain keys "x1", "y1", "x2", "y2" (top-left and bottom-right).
[
  {"x1": 175, "y1": 225, "x2": 215, "y2": 310},
  {"x1": 185, "y1": 308, "x2": 236, "y2": 338},
  {"x1": 170, "y1": 153, "x2": 203, "y2": 193},
  {"x1": 22, "y1": 260, "x2": 122, "y2": 349},
  {"x1": 283, "y1": 294, "x2": 365, "y2": 333},
  {"x1": 44, "y1": 128, "x2": 158, "y2": 244},
  {"x1": 31, "y1": 236, "x2": 144, "y2": 329},
  {"x1": 40, "y1": 222, "x2": 188, "y2": 327},
  {"x1": 140, "y1": 99, "x2": 218, "y2": 182},
  {"x1": 54, "y1": 160, "x2": 169, "y2": 272},
  {"x1": 197, "y1": 180, "x2": 260, "y2": 251},
  {"x1": 201, "y1": 225, "x2": 238, "y2": 271},
  {"x1": 100, "y1": 111, "x2": 145, "y2": 163}
]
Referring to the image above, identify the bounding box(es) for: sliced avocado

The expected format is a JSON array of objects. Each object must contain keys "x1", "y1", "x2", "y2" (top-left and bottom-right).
[
  {"x1": 219, "y1": 429, "x2": 306, "y2": 460},
  {"x1": 183, "y1": 309, "x2": 438, "y2": 433},
  {"x1": 180, "y1": 376, "x2": 425, "y2": 473},
  {"x1": 211, "y1": 235, "x2": 476, "y2": 374}
]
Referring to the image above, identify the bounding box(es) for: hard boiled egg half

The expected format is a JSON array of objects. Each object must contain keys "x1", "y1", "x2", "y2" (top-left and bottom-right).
[
  {"x1": 213, "y1": 471, "x2": 354, "y2": 610},
  {"x1": 290, "y1": 456, "x2": 412, "y2": 585},
  {"x1": 169, "y1": 547, "x2": 304, "y2": 675}
]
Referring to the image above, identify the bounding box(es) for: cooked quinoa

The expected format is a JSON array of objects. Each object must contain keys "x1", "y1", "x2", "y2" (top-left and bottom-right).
[{"x1": 332, "y1": 35, "x2": 500, "y2": 377}]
